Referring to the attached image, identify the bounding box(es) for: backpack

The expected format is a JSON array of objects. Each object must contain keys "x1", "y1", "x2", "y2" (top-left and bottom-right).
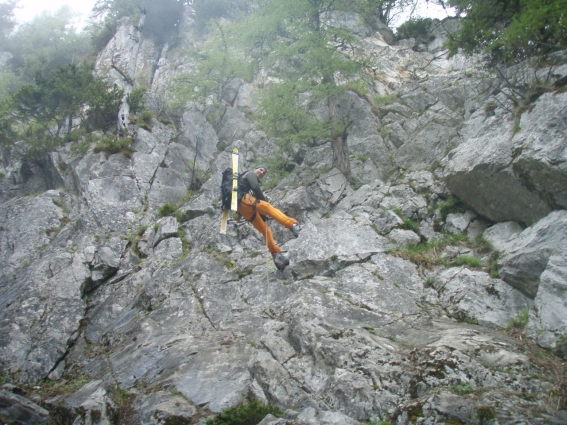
[{"x1": 220, "y1": 168, "x2": 247, "y2": 209}]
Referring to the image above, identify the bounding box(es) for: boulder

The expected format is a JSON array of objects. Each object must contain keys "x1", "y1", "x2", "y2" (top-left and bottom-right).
[
  {"x1": 483, "y1": 222, "x2": 524, "y2": 252},
  {"x1": 0, "y1": 388, "x2": 49, "y2": 424},
  {"x1": 497, "y1": 211, "x2": 567, "y2": 347},
  {"x1": 433, "y1": 268, "x2": 532, "y2": 329},
  {"x1": 444, "y1": 92, "x2": 567, "y2": 225},
  {"x1": 285, "y1": 218, "x2": 387, "y2": 279},
  {"x1": 511, "y1": 92, "x2": 567, "y2": 210},
  {"x1": 133, "y1": 390, "x2": 198, "y2": 424},
  {"x1": 498, "y1": 210, "x2": 567, "y2": 298}
]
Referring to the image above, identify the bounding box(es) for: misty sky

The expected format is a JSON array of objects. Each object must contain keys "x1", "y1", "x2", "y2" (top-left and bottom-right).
[
  {"x1": 11, "y1": 0, "x2": 454, "y2": 29},
  {"x1": 13, "y1": 0, "x2": 97, "y2": 27}
]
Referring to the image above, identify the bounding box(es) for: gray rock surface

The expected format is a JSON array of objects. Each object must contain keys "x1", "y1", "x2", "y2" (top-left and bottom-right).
[
  {"x1": 483, "y1": 221, "x2": 524, "y2": 251},
  {"x1": 0, "y1": 388, "x2": 49, "y2": 424},
  {"x1": 497, "y1": 211, "x2": 567, "y2": 347},
  {"x1": 444, "y1": 91, "x2": 567, "y2": 225},
  {"x1": 432, "y1": 267, "x2": 532, "y2": 328},
  {"x1": 511, "y1": 92, "x2": 567, "y2": 210},
  {"x1": 0, "y1": 6, "x2": 565, "y2": 425}
]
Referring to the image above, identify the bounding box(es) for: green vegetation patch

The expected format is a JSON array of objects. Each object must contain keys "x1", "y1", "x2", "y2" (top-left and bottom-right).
[
  {"x1": 435, "y1": 194, "x2": 468, "y2": 222},
  {"x1": 476, "y1": 406, "x2": 496, "y2": 423},
  {"x1": 449, "y1": 255, "x2": 482, "y2": 268},
  {"x1": 373, "y1": 93, "x2": 398, "y2": 108},
  {"x1": 389, "y1": 233, "x2": 469, "y2": 268},
  {"x1": 205, "y1": 400, "x2": 284, "y2": 425},
  {"x1": 159, "y1": 203, "x2": 177, "y2": 217},
  {"x1": 444, "y1": 0, "x2": 567, "y2": 64},
  {"x1": 506, "y1": 308, "x2": 530, "y2": 337},
  {"x1": 126, "y1": 87, "x2": 147, "y2": 114},
  {"x1": 93, "y1": 136, "x2": 135, "y2": 158},
  {"x1": 391, "y1": 208, "x2": 419, "y2": 231},
  {"x1": 395, "y1": 17, "x2": 433, "y2": 43}
]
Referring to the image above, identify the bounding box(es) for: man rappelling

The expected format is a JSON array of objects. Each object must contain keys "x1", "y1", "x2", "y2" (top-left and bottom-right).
[{"x1": 237, "y1": 164, "x2": 301, "y2": 270}]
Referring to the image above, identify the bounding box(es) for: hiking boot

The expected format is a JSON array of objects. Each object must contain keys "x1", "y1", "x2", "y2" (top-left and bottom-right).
[
  {"x1": 290, "y1": 223, "x2": 301, "y2": 238},
  {"x1": 272, "y1": 252, "x2": 290, "y2": 270}
]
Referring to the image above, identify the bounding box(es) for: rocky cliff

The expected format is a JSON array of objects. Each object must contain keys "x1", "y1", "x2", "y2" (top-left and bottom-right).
[{"x1": 1, "y1": 7, "x2": 566, "y2": 425}]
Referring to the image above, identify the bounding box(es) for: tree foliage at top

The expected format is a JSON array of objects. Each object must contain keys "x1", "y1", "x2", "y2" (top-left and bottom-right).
[
  {"x1": 193, "y1": 0, "x2": 232, "y2": 31},
  {"x1": 0, "y1": 0, "x2": 16, "y2": 45},
  {"x1": 89, "y1": 0, "x2": 187, "y2": 49},
  {"x1": 2, "y1": 62, "x2": 123, "y2": 160},
  {"x1": 236, "y1": 0, "x2": 372, "y2": 147},
  {"x1": 359, "y1": 0, "x2": 419, "y2": 27},
  {"x1": 205, "y1": 400, "x2": 284, "y2": 425},
  {"x1": 395, "y1": 17, "x2": 433, "y2": 42},
  {"x1": 14, "y1": 62, "x2": 122, "y2": 134},
  {"x1": 3, "y1": 7, "x2": 92, "y2": 82},
  {"x1": 443, "y1": 0, "x2": 567, "y2": 63},
  {"x1": 171, "y1": 0, "x2": 378, "y2": 152},
  {"x1": 168, "y1": 17, "x2": 256, "y2": 113}
]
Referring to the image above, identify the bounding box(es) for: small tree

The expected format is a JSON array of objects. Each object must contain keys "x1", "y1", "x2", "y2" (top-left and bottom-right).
[
  {"x1": 193, "y1": 0, "x2": 229, "y2": 30},
  {"x1": 126, "y1": 87, "x2": 147, "y2": 114},
  {"x1": 90, "y1": 0, "x2": 187, "y2": 47},
  {"x1": 443, "y1": 0, "x2": 567, "y2": 63},
  {"x1": 6, "y1": 7, "x2": 92, "y2": 81},
  {"x1": 0, "y1": 0, "x2": 17, "y2": 47},
  {"x1": 359, "y1": 0, "x2": 418, "y2": 27},
  {"x1": 13, "y1": 63, "x2": 122, "y2": 137},
  {"x1": 7, "y1": 62, "x2": 123, "y2": 159},
  {"x1": 395, "y1": 17, "x2": 433, "y2": 43},
  {"x1": 168, "y1": 21, "x2": 255, "y2": 114}
]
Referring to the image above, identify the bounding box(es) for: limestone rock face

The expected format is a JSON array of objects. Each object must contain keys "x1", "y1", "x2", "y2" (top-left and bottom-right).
[
  {"x1": 444, "y1": 91, "x2": 567, "y2": 226},
  {"x1": 0, "y1": 387, "x2": 49, "y2": 424},
  {"x1": 511, "y1": 92, "x2": 567, "y2": 210},
  {"x1": 1, "y1": 5, "x2": 566, "y2": 425},
  {"x1": 497, "y1": 210, "x2": 567, "y2": 348}
]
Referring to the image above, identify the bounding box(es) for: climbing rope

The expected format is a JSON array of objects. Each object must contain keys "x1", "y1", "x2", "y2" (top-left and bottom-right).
[{"x1": 265, "y1": 222, "x2": 271, "y2": 317}]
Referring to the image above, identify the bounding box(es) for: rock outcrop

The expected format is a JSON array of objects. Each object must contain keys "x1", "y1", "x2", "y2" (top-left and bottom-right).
[{"x1": 1, "y1": 5, "x2": 566, "y2": 425}]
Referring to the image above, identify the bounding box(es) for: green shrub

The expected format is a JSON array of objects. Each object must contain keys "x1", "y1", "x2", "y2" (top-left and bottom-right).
[
  {"x1": 178, "y1": 226, "x2": 191, "y2": 258},
  {"x1": 389, "y1": 233, "x2": 468, "y2": 268},
  {"x1": 444, "y1": 0, "x2": 567, "y2": 64},
  {"x1": 395, "y1": 17, "x2": 433, "y2": 43},
  {"x1": 402, "y1": 217, "x2": 419, "y2": 231},
  {"x1": 488, "y1": 251, "x2": 502, "y2": 278},
  {"x1": 452, "y1": 382, "x2": 474, "y2": 394},
  {"x1": 506, "y1": 308, "x2": 530, "y2": 332},
  {"x1": 476, "y1": 406, "x2": 496, "y2": 422},
  {"x1": 449, "y1": 255, "x2": 482, "y2": 268},
  {"x1": 259, "y1": 155, "x2": 290, "y2": 191},
  {"x1": 205, "y1": 400, "x2": 284, "y2": 425},
  {"x1": 436, "y1": 194, "x2": 467, "y2": 221},
  {"x1": 93, "y1": 136, "x2": 135, "y2": 158},
  {"x1": 391, "y1": 208, "x2": 419, "y2": 230},
  {"x1": 159, "y1": 203, "x2": 177, "y2": 217},
  {"x1": 139, "y1": 110, "x2": 154, "y2": 131},
  {"x1": 362, "y1": 417, "x2": 392, "y2": 425},
  {"x1": 555, "y1": 335, "x2": 567, "y2": 359},
  {"x1": 472, "y1": 236, "x2": 494, "y2": 253},
  {"x1": 126, "y1": 87, "x2": 147, "y2": 114},
  {"x1": 194, "y1": 0, "x2": 229, "y2": 30},
  {"x1": 373, "y1": 94, "x2": 398, "y2": 107}
]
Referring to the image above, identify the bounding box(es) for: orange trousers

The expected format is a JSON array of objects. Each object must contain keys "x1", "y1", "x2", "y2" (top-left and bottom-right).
[{"x1": 238, "y1": 193, "x2": 297, "y2": 254}]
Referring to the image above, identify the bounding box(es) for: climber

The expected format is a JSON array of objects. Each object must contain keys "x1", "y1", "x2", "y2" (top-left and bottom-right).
[{"x1": 237, "y1": 164, "x2": 301, "y2": 270}]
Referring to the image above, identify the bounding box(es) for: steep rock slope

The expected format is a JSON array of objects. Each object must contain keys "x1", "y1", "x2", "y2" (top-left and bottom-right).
[{"x1": 1, "y1": 6, "x2": 566, "y2": 425}]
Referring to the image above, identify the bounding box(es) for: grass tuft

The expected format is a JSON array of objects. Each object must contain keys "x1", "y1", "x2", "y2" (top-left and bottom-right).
[{"x1": 205, "y1": 400, "x2": 284, "y2": 425}]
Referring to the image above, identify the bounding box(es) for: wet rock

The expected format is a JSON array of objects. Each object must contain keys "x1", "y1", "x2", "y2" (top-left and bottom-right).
[{"x1": 0, "y1": 388, "x2": 49, "y2": 424}]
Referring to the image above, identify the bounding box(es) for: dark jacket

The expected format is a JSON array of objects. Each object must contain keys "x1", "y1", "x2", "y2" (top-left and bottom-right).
[{"x1": 238, "y1": 170, "x2": 267, "y2": 202}]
